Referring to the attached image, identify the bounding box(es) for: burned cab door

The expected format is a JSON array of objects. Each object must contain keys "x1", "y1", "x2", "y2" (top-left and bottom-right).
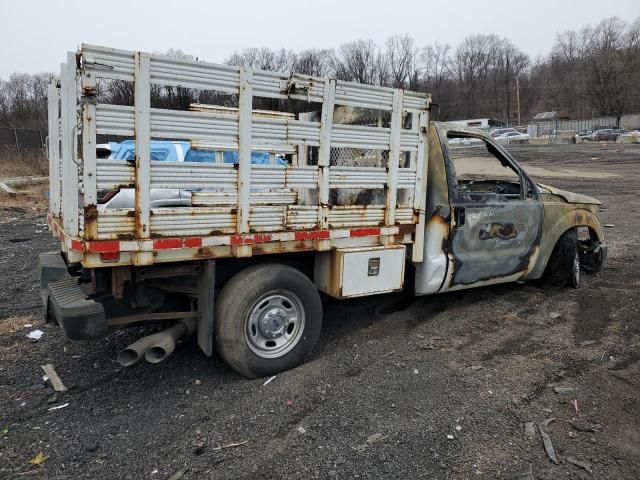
[{"x1": 440, "y1": 131, "x2": 542, "y2": 290}]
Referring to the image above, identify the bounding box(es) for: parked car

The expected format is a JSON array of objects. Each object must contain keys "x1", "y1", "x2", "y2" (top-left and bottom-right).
[
  {"x1": 575, "y1": 129, "x2": 592, "y2": 138},
  {"x1": 595, "y1": 129, "x2": 626, "y2": 142},
  {"x1": 495, "y1": 131, "x2": 530, "y2": 144},
  {"x1": 490, "y1": 128, "x2": 518, "y2": 138},
  {"x1": 583, "y1": 129, "x2": 612, "y2": 142}
]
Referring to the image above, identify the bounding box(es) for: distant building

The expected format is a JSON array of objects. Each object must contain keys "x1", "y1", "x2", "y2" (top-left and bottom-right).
[
  {"x1": 448, "y1": 118, "x2": 506, "y2": 129},
  {"x1": 532, "y1": 111, "x2": 570, "y2": 122}
]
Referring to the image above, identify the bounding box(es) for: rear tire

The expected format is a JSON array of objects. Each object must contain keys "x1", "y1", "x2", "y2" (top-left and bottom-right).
[{"x1": 214, "y1": 263, "x2": 322, "y2": 378}]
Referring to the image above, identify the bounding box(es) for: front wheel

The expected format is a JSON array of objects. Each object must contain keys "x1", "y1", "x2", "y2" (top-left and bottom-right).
[
  {"x1": 214, "y1": 263, "x2": 323, "y2": 378},
  {"x1": 544, "y1": 229, "x2": 581, "y2": 288}
]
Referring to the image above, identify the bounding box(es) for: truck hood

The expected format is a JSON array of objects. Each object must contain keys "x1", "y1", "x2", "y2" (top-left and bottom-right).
[{"x1": 538, "y1": 183, "x2": 601, "y2": 205}]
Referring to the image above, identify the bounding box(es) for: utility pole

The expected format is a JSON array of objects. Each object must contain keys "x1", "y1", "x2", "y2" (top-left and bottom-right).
[{"x1": 516, "y1": 77, "x2": 521, "y2": 126}]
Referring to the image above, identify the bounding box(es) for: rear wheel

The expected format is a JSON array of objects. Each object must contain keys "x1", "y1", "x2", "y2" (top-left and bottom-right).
[{"x1": 214, "y1": 263, "x2": 322, "y2": 378}]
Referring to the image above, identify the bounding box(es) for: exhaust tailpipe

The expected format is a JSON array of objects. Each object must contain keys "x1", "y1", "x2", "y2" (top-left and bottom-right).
[
  {"x1": 145, "y1": 318, "x2": 196, "y2": 364},
  {"x1": 117, "y1": 318, "x2": 197, "y2": 367}
]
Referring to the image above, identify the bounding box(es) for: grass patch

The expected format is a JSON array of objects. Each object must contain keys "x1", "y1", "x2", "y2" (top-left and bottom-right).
[
  {"x1": 0, "y1": 181, "x2": 49, "y2": 212},
  {"x1": 0, "y1": 147, "x2": 48, "y2": 178},
  {"x1": 0, "y1": 315, "x2": 35, "y2": 335}
]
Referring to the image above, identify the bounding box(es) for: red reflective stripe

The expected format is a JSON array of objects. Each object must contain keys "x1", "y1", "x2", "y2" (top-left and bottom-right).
[
  {"x1": 253, "y1": 234, "x2": 272, "y2": 243},
  {"x1": 153, "y1": 237, "x2": 203, "y2": 250},
  {"x1": 349, "y1": 227, "x2": 381, "y2": 237},
  {"x1": 230, "y1": 235, "x2": 248, "y2": 245},
  {"x1": 100, "y1": 251, "x2": 120, "y2": 262},
  {"x1": 295, "y1": 230, "x2": 330, "y2": 241},
  {"x1": 86, "y1": 241, "x2": 120, "y2": 253},
  {"x1": 70, "y1": 239, "x2": 84, "y2": 252}
]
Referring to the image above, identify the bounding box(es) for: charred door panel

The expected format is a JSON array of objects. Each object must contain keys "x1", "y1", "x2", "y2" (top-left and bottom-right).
[
  {"x1": 448, "y1": 194, "x2": 542, "y2": 286},
  {"x1": 436, "y1": 124, "x2": 543, "y2": 291}
]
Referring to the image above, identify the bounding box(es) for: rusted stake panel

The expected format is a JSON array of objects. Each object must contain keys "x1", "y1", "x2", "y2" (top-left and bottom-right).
[{"x1": 47, "y1": 44, "x2": 431, "y2": 268}]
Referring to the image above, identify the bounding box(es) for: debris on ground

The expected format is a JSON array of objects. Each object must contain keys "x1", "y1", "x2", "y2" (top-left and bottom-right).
[
  {"x1": 566, "y1": 456, "x2": 593, "y2": 475},
  {"x1": 262, "y1": 375, "x2": 276, "y2": 387},
  {"x1": 29, "y1": 452, "x2": 48, "y2": 465},
  {"x1": 570, "y1": 420, "x2": 602, "y2": 432},
  {"x1": 26, "y1": 329, "x2": 43, "y2": 341},
  {"x1": 297, "y1": 426, "x2": 306, "y2": 434},
  {"x1": 570, "y1": 399, "x2": 579, "y2": 414},
  {"x1": 553, "y1": 386, "x2": 575, "y2": 394},
  {"x1": 540, "y1": 418, "x2": 555, "y2": 428},
  {"x1": 48, "y1": 403, "x2": 69, "y2": 411},
  {"x1": 524, "y1": 422, "x2": 536, "y2": 438},
  {"x1": 517, "y1": 464, "x2": 534, "y2": 480},
  {"x1": 211, "y1": 440, "x2": 248, "y2": 452},
  {"x1": 549, "y1": 312, "x2": 561, "y2": 319},
  {"x1": 353, "y1": 433, "x2": 387, "y2": 452},
  {"x1": 539, "y1": 425, "x2": 558, "y2": 464},
  {"x1": 41, "y1": 364, "x2": 67, "y2": 392},
  {"x1": 166, "y1": 465, "x2": 189, "y2": 480}
]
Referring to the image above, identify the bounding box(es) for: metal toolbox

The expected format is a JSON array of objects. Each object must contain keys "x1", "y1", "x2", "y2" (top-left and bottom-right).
[{"x1": 315, "y1": 245, "x2": 406, "y2": 298}]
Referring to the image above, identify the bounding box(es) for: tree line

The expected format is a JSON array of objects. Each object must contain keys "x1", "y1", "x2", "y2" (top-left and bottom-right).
[{"x1": 1, "y1": 16, "x2": 638, "y2": 132}]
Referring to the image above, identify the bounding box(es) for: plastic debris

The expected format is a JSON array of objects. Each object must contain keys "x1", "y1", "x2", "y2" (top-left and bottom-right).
[
  {"x1": 446, "y1": 434, "x2": 454, "y2": 440},
  {"x1": 455, "y1": 425, "x2": 462, "y2": 431},
  {"x1": 41, "y1": 364, "x2": 67, "y2": 392},
  {"x1": 48, "y1": 403, "x2": 69, "y2": 411},
  {"x1": 413, "y1": 369, "x2": 419, "y2": 375},
  {"x1": 27, "y1": 330, "x2": 44, "y2": 341},
  {"x1": 263, "y1": 375, "x2": 277, "y2": 387},
  {"x1": 297, "y1": 426, "x2": 306, "y2": 434}
]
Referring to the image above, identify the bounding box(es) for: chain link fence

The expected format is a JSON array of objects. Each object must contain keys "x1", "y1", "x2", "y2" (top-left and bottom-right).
[{"x1": 0, "y1": 127, "x2": 44, "y2": 152}]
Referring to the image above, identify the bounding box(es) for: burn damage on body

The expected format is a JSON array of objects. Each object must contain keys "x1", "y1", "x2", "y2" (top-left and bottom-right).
[
  {"x1": 448, "y1": 201, "x2": 542, "y2": 286},
  {"x1": 429, "y1": 123, "x2": 606, "y2": 289}
]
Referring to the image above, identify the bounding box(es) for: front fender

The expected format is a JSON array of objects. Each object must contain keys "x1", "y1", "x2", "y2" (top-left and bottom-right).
[{"x1": 527, "y1": 203, "x2": 605, "y2": 279}]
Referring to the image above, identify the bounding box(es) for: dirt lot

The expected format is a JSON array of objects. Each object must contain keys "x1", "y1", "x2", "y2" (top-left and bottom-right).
[{"x1": 1, "y1": 144, "x2": 639, "y2": 479}]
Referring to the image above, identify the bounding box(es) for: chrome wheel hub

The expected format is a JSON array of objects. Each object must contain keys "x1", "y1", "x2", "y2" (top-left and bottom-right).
[
  {"x1": 246, "y1": 291, "x2": 305, "y2": 359},
  {"x1": 259, "y1": 308, "x2": 289, "y2": 339}
]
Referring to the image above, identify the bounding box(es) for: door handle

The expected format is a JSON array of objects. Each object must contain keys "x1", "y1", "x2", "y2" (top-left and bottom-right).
[{"x1": 455, "y1": 207, "x2": 466, "y2": 227}]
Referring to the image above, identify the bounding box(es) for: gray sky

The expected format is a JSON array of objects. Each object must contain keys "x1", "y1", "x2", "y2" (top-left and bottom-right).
[{"x1": 1, "y1": 0, "x2": 638, "y2": 78}]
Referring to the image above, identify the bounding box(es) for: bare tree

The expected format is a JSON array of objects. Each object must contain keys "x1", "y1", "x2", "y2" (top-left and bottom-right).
[
  {"x1": 293, "y1": 49, "x2": 333, "y2": 77},
  {"x1": 331, "y1": 40, "x2": 380, "y2": 84},
  {"x1": 386, "y1": 35, "x2": 417, "y2": 88}
]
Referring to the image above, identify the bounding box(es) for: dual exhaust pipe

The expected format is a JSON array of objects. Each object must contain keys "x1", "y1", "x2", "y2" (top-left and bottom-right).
[{"x1": 117, "y1": 318, "x2": 196, "y2": 367}]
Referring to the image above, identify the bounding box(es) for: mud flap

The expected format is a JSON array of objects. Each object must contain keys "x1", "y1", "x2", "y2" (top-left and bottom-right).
[{"x1": 197, "y1": 260, "x2": 215, "y2": 356}]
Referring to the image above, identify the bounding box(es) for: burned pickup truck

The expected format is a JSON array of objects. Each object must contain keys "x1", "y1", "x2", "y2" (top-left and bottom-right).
[{"x1": 40, "y1": 45, "x2": 606, "y2": 378}]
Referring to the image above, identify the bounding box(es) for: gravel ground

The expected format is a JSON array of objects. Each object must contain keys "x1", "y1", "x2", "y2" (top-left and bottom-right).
[{"x1": 1, "y1": 144, "x2": 639, "y2": 479}]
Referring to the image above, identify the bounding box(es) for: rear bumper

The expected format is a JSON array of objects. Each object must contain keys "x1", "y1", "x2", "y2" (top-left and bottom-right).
[{"x1": 39, "y1": 252, "x2": 107, "y2": 340}]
